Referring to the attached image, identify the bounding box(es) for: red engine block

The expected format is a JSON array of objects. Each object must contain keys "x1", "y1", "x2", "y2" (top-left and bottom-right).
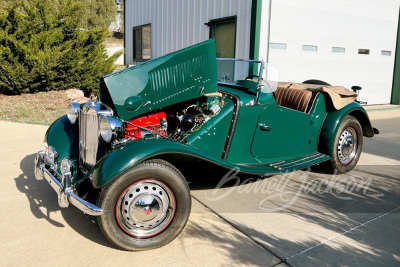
[{"x1": 124, "y1": 112, "x2": 167, "y2": 140}]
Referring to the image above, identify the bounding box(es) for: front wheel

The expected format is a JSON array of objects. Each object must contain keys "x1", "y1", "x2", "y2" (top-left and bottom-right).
[
  {"x1": 322, "y1": 115, "x2": 363, "y2": 174},
  {"x1": 97, "y1": 159, "x2": 191, "y2": 251}
]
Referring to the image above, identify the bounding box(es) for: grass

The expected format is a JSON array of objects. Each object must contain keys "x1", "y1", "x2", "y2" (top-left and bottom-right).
[
  {"x1": 0, "y1": 66, "x2": 126, "y2": 126},
  {"x1": 0, "y1": 91, "x2": 71, "y2": 125}
]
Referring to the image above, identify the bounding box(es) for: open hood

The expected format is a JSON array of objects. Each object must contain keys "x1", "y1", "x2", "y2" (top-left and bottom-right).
[{"x1": 100, "y1": 40, "x2": 218, "y2": 121}]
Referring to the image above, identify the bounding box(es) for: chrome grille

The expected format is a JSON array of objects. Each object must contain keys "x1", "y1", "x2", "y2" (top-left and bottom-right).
[
  {"x1": 79, "y1": 104, "x2": 100, "y2": 169},
  {"x1": 78, "y1": 101, "x2": 113, "y2": 170}
]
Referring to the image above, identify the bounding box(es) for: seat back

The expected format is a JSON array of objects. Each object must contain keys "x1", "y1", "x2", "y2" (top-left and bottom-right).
[{"x1": 274, "y1": 87, "x2": 313, "y2": 113}]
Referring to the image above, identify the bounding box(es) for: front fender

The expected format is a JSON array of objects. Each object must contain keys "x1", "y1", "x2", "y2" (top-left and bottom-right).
[
  {"x1": 90, "y1": 138, "x2": 236, "y2": 188},
  {"x1": 319, "y1": 102, "x2": 374, "y2": 156},
  {"x1": 45, "y1": 115, "x2": 79, "y2": 162}
]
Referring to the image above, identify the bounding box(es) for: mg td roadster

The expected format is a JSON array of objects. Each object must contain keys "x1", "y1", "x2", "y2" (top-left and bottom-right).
[{"x1": 34, "y1": 40, "x2": 375, "y2": 250}]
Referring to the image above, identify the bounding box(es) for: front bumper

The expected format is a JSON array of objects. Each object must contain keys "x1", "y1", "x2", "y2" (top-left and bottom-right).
[{"x1": 34, "y1": 150, "x2": 103, "y2": 216}]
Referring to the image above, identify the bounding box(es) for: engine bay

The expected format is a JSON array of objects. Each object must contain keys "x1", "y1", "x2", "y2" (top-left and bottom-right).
[{"x1": 123, "y1": 93, "x2": 227, "y2": 142}]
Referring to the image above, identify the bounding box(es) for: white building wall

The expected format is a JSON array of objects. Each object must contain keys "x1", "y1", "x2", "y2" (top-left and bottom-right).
[
  {"x1": 125, "y1": 0, "x2": 253, "y2": 65},
  {"x1": 268, "y1": 0, "x2": 400, "y2": 105},
  {"x1": 258, "y1": 0, "x2": 271, "y2": 63}
]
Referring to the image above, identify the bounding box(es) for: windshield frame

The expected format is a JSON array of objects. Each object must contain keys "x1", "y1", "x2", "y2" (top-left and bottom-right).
[
  {"x1": 216, "y1": 58, "x2": 264, "y2": 85},
  {"x1": 217, "y1": 58, "x2": 265, "y2": 104}
]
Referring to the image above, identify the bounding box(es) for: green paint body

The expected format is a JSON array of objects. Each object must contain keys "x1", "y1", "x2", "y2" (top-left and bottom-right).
[
  {"x1": 100, "y1": 40, "x2": 218, "y2": 121},
  {"x1": 45, "y1": 115, "x2": 79, "y2": 162},
  {"x1": 185, "y1": 98, "x2": 235, "y2": 159},
  {"x1": 43, "y1": 41, "x2": 374, "y2": 189},
  {"x1": 318, "y1": 102, "x2": 374, "y2": 157}
]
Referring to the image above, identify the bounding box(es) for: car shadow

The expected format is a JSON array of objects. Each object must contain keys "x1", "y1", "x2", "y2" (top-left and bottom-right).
[
  {"x1": 182, "y1": 212, "x2": 400, "y2": 267},
  {"x1": 15, "y1": 153, "x2": 112, "y2": 248},
  {"x1": 16, "y1": 153, "x2": 400, "y2": 265},
  {"x1": 185, "y1": 161, "x2": 400, "y2": 264}
]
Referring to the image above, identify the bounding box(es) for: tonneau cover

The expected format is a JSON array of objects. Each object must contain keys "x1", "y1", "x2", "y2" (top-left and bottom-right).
[{"x1": 278, "y1": 82, "x2": 357, "y2": 110}]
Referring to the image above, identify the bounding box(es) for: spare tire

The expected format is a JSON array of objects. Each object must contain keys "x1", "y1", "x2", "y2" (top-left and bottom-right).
[{"x1": 302, "y1": 79, "x2": 331, "y2": 86}]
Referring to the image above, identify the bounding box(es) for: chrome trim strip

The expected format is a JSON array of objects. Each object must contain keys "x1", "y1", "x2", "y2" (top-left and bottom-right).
[
  {"x1": 277, "y1": 155, "x2": 326, "y2": 170},
  {"x1": 276, "y1": 153, "x2": 322, "y2": 168},
  {"x1": 269, "y1": 160, "x2": 286, "y2": 166}
]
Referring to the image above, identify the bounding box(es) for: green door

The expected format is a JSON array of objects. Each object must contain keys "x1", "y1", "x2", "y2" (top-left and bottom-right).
[
  {"x1": 251, "y1": 94, "x2": 327, "y2": 160},
  {"x1": 251, "y1": 103, "x2": 313, "y2": 159},
  {"x1": 210, "y1": 17, "x2": 236, "y2": 82}
]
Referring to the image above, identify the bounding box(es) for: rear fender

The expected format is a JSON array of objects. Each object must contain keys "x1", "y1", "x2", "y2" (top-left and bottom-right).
[{"x1": 319, "y1": 102, "x2": 373, "y2": 156}]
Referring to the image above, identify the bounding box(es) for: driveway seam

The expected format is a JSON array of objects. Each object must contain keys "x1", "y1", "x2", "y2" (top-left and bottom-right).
[
  {"x1": 287, "y1": 205, "x2": 400, "y2": 261},
  {"x1": 191, "y1": 195, "x2": 289, "y2": 267}
]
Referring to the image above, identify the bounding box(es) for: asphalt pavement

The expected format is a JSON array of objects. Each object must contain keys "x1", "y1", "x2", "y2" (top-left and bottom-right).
[{"x1": 1, "y1": 106, "x2": 399, "y2": 266}]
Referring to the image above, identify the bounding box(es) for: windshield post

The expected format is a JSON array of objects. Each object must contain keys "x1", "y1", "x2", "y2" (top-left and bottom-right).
[
  {"x1": 216, "y1": 58, "x2": 265, "y2": 105},
  {"x1": 255, "y1": 61, "x2": 264, "y2": 105}
]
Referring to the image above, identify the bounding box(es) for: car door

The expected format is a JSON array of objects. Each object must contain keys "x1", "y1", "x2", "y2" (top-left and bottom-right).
[{"x1": 251, "y1": 102, "x2": 315, "y2": 159}]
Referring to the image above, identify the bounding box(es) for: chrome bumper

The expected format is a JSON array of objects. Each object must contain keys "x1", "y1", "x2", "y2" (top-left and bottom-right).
[{"x1": 34, "y1": 150, "x2": 103, "y2": 216}]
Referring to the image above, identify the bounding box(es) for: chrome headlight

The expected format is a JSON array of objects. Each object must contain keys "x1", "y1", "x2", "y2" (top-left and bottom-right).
[
  {"x1": 66, "y1": 102, "x2": 80, "y2": 124},
  {"x1": 99, "y1": 115, "x2": 124, "y2": 143}
]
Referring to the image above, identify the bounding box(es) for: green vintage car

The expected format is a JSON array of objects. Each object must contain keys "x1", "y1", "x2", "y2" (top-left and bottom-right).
[{"x1": 34, "y1": 40, "x2": 375, "y2": 251}]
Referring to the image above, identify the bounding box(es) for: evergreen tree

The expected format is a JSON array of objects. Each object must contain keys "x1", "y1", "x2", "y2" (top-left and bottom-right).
[
  {"x1": 0, "y1": 0, "x2": 121, "y2": 95},
  {"x1": 75, "y1": 0, "x2": 117, "y2": 30}
]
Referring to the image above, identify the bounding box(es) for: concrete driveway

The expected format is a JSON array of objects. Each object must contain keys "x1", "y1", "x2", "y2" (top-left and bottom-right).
[
  {"x1": 190, "y1": 107, "x2": 400, "y2": 266},
  {"x1": 106, "y1": 46, "x2": 124, "y2": 65},
  {"x1": 0, "y1": 122, "x2": 279, "y2": 266},
  {"x1": 1, "y1": 107, "x2": 399, "y2": 266}
]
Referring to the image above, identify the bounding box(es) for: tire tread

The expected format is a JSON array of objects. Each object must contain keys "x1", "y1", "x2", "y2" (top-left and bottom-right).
[{"x1": 96, "y1": 159, "x2": 191, "y2": 251}]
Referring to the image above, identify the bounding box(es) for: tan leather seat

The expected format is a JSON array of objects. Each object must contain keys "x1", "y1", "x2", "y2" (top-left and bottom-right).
[{"x1": 274, "y1": 87, "x2": 313, "y2": 113}]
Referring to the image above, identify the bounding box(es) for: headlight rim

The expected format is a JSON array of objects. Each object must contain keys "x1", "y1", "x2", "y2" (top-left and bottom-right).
[{"x1": 99, "y1": 115, "x2": 124, "y2": 143}]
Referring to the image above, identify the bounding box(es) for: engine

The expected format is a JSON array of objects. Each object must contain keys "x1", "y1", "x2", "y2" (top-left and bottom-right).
[
  {"x1": 124, "y1": 112, "x2": 168, "y2": 140},
  {"x1": 123, "y1": 94, "x2": 225, "y2": 142}
]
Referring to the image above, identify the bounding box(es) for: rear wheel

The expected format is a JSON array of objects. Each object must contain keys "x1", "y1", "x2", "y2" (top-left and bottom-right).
[
  {"x1": 97, "y1": 159, "x2": 191, "y2": 251},
  {"x1": 322, "y1": 115, "x2": 363, "y2": 174}
]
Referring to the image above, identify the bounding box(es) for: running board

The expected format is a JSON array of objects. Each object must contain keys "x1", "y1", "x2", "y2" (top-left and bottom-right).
[{"x1": 268, "y1": 152, "x2": 330, "y2": 172}]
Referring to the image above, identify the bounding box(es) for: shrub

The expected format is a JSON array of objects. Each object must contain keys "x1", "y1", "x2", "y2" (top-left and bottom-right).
[
  {"x1": 74, "y1": 0, "x2": 117, "y2": 31},
  {"x1": 0, "y1": 0, "x2": 121, "y2": 95}
]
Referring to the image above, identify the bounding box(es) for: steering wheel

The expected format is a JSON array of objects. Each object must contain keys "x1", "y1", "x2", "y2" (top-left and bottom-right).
[{"x1": 245, "y1": 75, "x2": 259, "y2": 81}]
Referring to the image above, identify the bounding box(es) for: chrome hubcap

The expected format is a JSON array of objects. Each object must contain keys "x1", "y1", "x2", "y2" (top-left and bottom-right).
[
  {"x1": 116, "y1": 180, "x2": 175, "y2": 238},
  {"x1": 337, "y1": 127, "x2": 357, "y2": 165}
]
